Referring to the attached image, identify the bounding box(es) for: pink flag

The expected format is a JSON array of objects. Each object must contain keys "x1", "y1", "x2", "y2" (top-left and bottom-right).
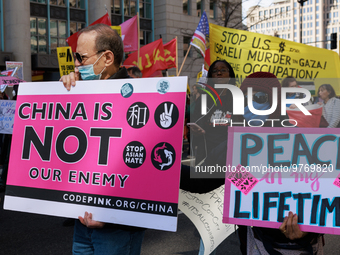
[{"x1": 120, "y1": 16, "x2": 138, "y2": 52}]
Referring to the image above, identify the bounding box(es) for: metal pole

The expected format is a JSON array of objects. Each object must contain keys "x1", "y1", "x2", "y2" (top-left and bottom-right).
[{"x1": 298, "y1": 0, "x2": 307, "y2": 44}]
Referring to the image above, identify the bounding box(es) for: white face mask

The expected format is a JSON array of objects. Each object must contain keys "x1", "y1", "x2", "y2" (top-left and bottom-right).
[{"x1": 77, "y1": 52, "x2": 106, "y2": 80}]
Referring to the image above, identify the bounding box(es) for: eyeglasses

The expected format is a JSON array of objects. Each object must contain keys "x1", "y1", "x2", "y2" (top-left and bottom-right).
[
  {"x1": 73, "y1": 50, "x2": 105, "y2": 64},
  {"x1": 245, "y1": 92, "x2": 269, "y2": 104},
  {"x1": 212, "y1": 69, "x2": 229, "y2": 74}
]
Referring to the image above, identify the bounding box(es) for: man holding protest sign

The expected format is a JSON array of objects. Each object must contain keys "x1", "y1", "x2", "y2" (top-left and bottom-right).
[{"x1": 60, "y1": 24, "x2": 145, "y2": 255}]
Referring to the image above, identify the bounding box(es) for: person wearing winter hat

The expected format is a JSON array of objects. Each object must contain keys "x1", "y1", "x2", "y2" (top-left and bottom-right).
[{"x1": 238, "y1": 72, "x2": 323, "y2": 255}]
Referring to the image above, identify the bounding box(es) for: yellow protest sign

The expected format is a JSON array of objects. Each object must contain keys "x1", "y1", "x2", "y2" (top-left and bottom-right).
[
  {"x1": 57, "y1": 46, "x2": 75, "y2": 77},
  {"x1": 111, "y1": 26, "x2": 122, "y2": 37},
  {"x1": 196, "y1": 71, "x2": 202, "y2": 82},
  {"x1": 210, "y1": 23, "x2": 340, "y2": 95}
]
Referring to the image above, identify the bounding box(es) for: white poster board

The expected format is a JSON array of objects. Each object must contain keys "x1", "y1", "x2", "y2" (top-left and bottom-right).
[
  {"x1": 179, "y1": 186, "x2": 236, "y2": 255},
  {"x1": 224, "y1": 127, "x2": 340, "y2": 235},
  {"x1": 0, "y1": 100, "x2": 15, "y2": 134}
]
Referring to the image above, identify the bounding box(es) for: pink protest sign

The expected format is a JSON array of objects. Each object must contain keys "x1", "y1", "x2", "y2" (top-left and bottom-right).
[
  {"x1": 4, "y1": 77, "x2": 187, "y2": 232},
  {"x1": 224, "y1": 127, "x2": 340, "y2": 235}
]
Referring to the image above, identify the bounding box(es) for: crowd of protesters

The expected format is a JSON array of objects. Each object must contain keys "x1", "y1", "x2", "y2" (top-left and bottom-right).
[{"x1": 0, "y1": 23, "x2": 340, "y2": 255}]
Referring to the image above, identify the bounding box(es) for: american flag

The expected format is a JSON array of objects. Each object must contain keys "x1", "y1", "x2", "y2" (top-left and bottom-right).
[{"x1": 190, "y1": 11, "x2": 209, "y2": 57}]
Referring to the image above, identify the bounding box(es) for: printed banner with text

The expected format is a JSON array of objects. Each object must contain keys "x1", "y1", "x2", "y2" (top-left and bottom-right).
[
  {"x1": 223, "y1": 127, "x2": 340, "y2": 235},
  {"x1": 4, "y1": 77, "x2": 187, "y2": 232},
  {"x1": 210, "y1": 23, "x2": 340, "y2": 95},
  {"x1": 57, "y1": 46, "x2": 75, "y2": 77}
]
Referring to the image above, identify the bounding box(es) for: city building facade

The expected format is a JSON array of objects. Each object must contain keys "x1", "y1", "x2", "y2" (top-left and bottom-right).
[
  {"x1": 0, "y1": 0, "x2": 242, "y2": 84},
  {"x1": 247, "y1": 0, "x2": 339, "y2": 52}
]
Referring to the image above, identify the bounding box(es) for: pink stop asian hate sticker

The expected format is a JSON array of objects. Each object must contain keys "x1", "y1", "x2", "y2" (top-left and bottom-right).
[{"x1": 226, "y1": 164, "x2": 259, "y2": 195}]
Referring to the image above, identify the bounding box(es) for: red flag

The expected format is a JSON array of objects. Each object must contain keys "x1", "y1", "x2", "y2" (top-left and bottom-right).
[
  {"x1": 287, "y1": 104, "x2": 323, "y2": 128},
  {"x1": 66, "y1": 13, "x2": 111, "y2": 53},
  {"x1": 163, "y1": 38, "x2": 177, "y2": 69},
  {"x1": 120, "y1": 16, "x2": 138, "y2": 52},
  {"x1": 123, "y1": 39, "x2": 168, "y2": 77}
]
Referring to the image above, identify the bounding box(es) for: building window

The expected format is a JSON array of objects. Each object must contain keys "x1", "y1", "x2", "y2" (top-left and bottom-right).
[
  {"x1": 316, "y1": 29, "x2": 319, "y2": 34},
  {"x1": 70, "y1": 21, "x2": 85, "y2": 37},
  {"x1": 316, "y1": 6, "x2": 319, "y2": 11},
  {"x1": 183, "y1": 36, "x2": 192, "y2": 57},
  {"x1": 124, "y1": 0, "x2": 137, "y2": 16},
  {"x1": 50, "y1": 0, "x2": 65, "y2": 6},
  {"x1": 30, "y1": 0, "x2": 87, "y2": 54},
  {"x1": 140, "y1": 30, "x2": 152, "y2": 46},
  {"x1": 50, "y1": 19, "x2": 67, "y2": 54},
  {"x1": 112, "y1": 0, "x2": 122, "y2": 14},
  {"x1": 30, "y1": 17, "x2": 47, "y2": 54},
  {"x1": 197, "y1": 0, "x2": 204, "y2": 17},
  {"x1": 209, "y1": 0, "x2": 216, "y2": 18},
  {"x1": 275, "y1": 8, "x2": 279, "y2": 14},
  {"x1": 183, "y1": 0, "x2": 191, "y2": 15},
  {"x1": 270, "y1": 9, "x2": 273, "y2": 15},
  {"x1": 259, "y1": 11, "x2": 263, "y2": 16},
  {"x1": 139, "y1": 0, "x2": 152, "y2": 18},
  {"x1": 264, "y1": 10, "x2": 268, "y2": 16},
  {"x1": 70, "y1": 0, "x2": 85, "y2": 8}
]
